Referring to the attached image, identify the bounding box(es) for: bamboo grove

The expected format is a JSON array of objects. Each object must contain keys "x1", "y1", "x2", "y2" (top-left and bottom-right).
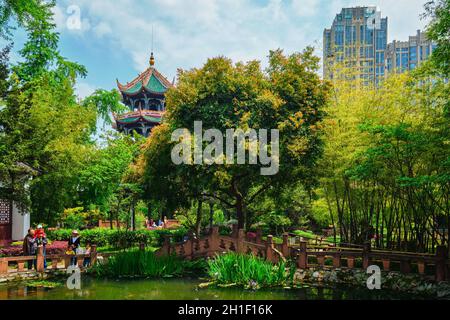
[{"x1": 318, "y1": 68, "x2": 449, "y2": 253}]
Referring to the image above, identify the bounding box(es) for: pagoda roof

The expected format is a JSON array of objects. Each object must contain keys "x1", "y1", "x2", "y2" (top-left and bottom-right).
[
  {"x1": 117, "y1": 66, "x2": 174, "y2": 96},
  {"x1": 114, "y1": 110, "x2": 164, "y2": 125}
]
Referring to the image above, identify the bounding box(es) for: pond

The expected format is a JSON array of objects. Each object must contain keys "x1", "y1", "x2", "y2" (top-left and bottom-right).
[{"x1": 0, "y1": 277, "x2": 423, "y2": 300}]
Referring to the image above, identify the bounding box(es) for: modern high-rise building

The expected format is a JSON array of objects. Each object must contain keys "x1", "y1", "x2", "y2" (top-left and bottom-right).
[
  {"x1": 323, "y1": 6, "x2": 388, "y2": 86},
  {"x1": 385, "y1": 30, "x2": 437, "y2": 73}
]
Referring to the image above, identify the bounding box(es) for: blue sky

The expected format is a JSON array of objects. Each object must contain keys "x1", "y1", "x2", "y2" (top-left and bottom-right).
[{"x1": 9, "y1": 0, "x2": 430, "y2": 99}]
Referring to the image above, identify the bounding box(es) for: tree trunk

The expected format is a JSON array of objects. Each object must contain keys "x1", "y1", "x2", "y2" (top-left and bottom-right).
[
  {"x1": 147, "y1": 203, "x2": 152, "y2": 220},
  {"x1": 209, "y1": 202, "x2": 214, "y2": 230},
  {"x1": 236, "y1": 195, "x2": 245, "y2": 230},
  {"x1": 131, "y1": 200, "x2": 136, "y2": 231},
  {"x1": 195, "y1": 199, "x2": 203, "y2": 236}
]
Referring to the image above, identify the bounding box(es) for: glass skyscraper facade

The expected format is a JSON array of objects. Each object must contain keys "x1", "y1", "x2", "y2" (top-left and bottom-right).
[
  {"x1": 385, "y1": 30, "x2": 437, "y2": 73},
  {"x1": 323, "y1": 6, "x2": 388, "y2": 86},
  {"x1": 324, "y1": 7, "x2": 438, "y2": 86}
]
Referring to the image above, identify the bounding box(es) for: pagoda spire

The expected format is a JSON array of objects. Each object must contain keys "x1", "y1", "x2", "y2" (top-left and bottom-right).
[
  {"x1": 150, "y1": 24, "x2": 155, "y2": 67},
  {"x1": 150, "y1": 52, "x2": 155, "y2": 66}
]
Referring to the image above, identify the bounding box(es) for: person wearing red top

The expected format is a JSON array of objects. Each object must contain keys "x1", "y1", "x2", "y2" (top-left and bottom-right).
[{"x1": 34, "y1": 224, "x2": 48, "y2": 269}]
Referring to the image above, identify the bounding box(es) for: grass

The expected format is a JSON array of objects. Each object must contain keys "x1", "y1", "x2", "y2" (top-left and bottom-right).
[
  {"x1": 90, "y1": 249, "x2": 206, "y2": 278},
  {"x1": 292, "y1": 230, "x2": 317, "y2": 239},
  {"x1": 207, "y1": 253, "x2": 294, "y2": 289}
]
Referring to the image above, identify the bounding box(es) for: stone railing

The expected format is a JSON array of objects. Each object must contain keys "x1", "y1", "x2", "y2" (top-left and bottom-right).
[
  {"x1": 291, "y1": 239, "x2": 450, "y2": 282},
  {"x1": 155, "y1": 226, "x2": 285, "y2": 264},
  {"x1": 0, "y1": 245, "x2": 102, "y2": 275}
]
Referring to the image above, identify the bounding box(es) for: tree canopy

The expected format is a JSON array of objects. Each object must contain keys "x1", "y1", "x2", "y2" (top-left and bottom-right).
[{"x1": 139, "y1": 48, "x2": 330, "y2": 229}]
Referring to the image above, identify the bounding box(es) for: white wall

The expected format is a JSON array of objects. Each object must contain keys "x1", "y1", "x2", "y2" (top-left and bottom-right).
[{"x1": 12, "y1": 202, "x2": 30, "y2": 241}]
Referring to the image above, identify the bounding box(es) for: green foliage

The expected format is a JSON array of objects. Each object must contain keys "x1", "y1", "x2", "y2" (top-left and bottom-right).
[
  {"x1": 77, "y1": 133, "x2": 143, "y2": 213},
  {"x1": 46, "y1": 228, "x2": 154, "y2": 248},
  {"x1": 91, "y1": 249, "x2": 206, "y2": 278},
  {"x1": 207, "y1": 253, "x2": 293, "y2": 289},
  {"x1": 82, "y1": 89, "x2": 126, "y2": 126},
  {"x1": 292, "y1": 230, "x2": 316, "y2": 239},
  {"x1": 24, "y1": 280, "x2": 62, "y2": 288},
  {"x1": 141, "y1": 48, "x2": 330, "y2": 229},
  {"x1": 59, "y1": 207, "x2": 104, "y2": 230},
  {"x1": 318, "y1": 66, "x2": 449, "y2": 250},
  {"x1": 424, "y1": 0, "x2": 450, "y2": 77},
  {"x1": 0, "y1": 0, "x2": 50, "y2": 40},
  {"x1": 0, "y1": 0, "x2": 141, "y2": 228},
  {"x1": 252, "y1": 211, "x2": 291, "y2": 235},
  {"x1": 46, "y1": 227, "x2": 189, "y2": 249},
  {"x1": 152, "y1": 226, "x2": 189, "y2": 246},
  {"x1": 12, "y1": 1, "x2": 86, "y2": 83}
]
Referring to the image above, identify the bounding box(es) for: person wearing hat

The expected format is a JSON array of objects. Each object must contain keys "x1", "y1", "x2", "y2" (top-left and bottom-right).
[{"x1": 68, "y1": 230, "x2": 81, "y2": 266}]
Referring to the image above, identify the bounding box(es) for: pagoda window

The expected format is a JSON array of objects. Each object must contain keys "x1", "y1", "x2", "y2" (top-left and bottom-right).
[{"x1": 148, "y1": 98, "x2": 162, "y2": 111}]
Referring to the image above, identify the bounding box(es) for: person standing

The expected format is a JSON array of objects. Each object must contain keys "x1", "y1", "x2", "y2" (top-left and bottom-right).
[
  {"x1": 34, "y1": 224, "x2": 48, "y2": 269},
  {"x1": 22, "y1": 228, "x2": 37, "y2": 270},
  {"x1": 68, "y1": 230, "x2": 81, "y2": 266}
]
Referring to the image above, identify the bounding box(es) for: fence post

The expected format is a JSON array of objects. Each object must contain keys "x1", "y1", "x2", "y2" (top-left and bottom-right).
[
  {"x1": 265, "y1": 235, "x2": 274, "y2": 262},
  {"x1": 163, "y1": 235, "x2": 172, "y2": 255},
  {"x1": 281, "y1": 233, "x2": 290, "y2": 257},
  {"x1": 333, "y1": 252, "x2": 341, "y2": 268},
  {"x1": 435, "y1": 245, "x2": 448, "y2": 282},
  {"x1": 363, "y1": 241, "x2": 371, "y2": 270},
  {"x1": 256, "y1": 229, "x2": 263, "y2": 244},
  {"x1": 362, "y1": 241, "x2": 371, "y2": 270},
  {"x1": 297, "y1": 241, "x2": 308, "y2": 269},
  {"x1": 91, "y1": 245, "x2": 97, "y2": 266},
  {"x1": 0, "y1": 258, "x2": 7, "y2": 274},
  {"x1": 382, "y1": 259, "x2": 390, "y2": 271},
  {"x1": 400, "y1": 260, "x2": 411, "y2": 274},
  {"x1": 36, "y1": 246, "x2": 44, "y2": 272},
  {"x1": 209, "y1": 226, "x2": 220, "y2": 255},
  {"x1": 231, "y1": 224, "x2": 238, "y2": 238}
]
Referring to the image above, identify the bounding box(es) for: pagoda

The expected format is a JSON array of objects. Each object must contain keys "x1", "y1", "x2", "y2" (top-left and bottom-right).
[{"x1": 114, "y1": 53, "x2": 174, "y2": 137}]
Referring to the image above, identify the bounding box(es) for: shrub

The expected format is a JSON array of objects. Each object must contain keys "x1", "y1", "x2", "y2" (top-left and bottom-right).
[
  {"x1": 152, "y1": 226, "x2": 188, "y2": 246},
  {"x1": 46, "y1": 228, "x2": 168, "y2": 249},
  {"x1": 46, "y1": 229, "x2": 72, "y2": 241},
  {"x1": 58, "y1": 207, "x2": 105, "y2": 230},
  {"x1": 81, "y1": 229, "x2": 115, "y2": 247},
  {"x1": 0, "y1": 241, "x2": 67, "y2": 257},
  {"x1": 219, "y1": 225, "x2": 232, "y2": 236},
  {"x1": 207, "y1": 253, "x2": 294, "y2": 289},
  {"x1": 108, "y1": 230, "x2": 153, "y2": 249}
]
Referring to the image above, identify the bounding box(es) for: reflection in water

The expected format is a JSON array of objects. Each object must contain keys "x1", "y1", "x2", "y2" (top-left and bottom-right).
[{"x1": 0, "y1": 277, "x2": 422, "y2": 300}]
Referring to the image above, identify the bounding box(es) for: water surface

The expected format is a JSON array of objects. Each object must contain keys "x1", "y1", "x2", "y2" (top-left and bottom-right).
[{"x1": 0, "y1": 277, "x2": 423, "y2": 300}]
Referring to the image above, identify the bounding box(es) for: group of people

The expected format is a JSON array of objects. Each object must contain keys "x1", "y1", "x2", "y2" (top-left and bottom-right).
[
  {"x1": 22, "y1": 227, "x2": 91, "y2": 270},
  {"x1": 22, "y1": 224, "x2": 48, "y2": 270},
  {"x1": 145, "y1": 218, "x2": 165, "y2": 229}
]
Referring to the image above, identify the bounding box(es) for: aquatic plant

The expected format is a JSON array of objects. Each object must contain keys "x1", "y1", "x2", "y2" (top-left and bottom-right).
[
  {"x1": 207, "y1": 253, "x2": 293, "y2": 289},
  {"x1": 25, "y1": 280, "x2": 62, "y2": 288},
  {"x1": 90, "y1": 249, "x2": 205, "y2": 278}
]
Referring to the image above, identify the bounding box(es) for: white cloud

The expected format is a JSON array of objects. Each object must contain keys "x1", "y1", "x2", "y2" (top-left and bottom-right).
[
  {"x1": 75, "y1": 82, "x2": 97, "y2": 99},
  {"x1": 93, "y1": 22, "x2": 112, "y2": 38},
  {"x1": 326, "y1": 0, "x2": 429, "y2": 41},
  {"x1": 54, "y1": 0, "x2": 430, "y2": 82},
  {"x1": 292, "y1": 0, "x2": 320, "y2": 17},
  {"x1": 53, "y1": 4, "x2": 91, "y2": 34}
]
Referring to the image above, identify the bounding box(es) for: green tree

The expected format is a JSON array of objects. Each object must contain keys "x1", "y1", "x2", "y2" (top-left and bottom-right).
[
  {"x1": 318, "y1": 66, "x2": 449, "y2": 251},
  {"x1": 141, "y1": 48, "x2": 330, "y2": 230},
  {"x1": 0, "y1": 0, "x2": 49, "y2": 39},
  {"x1": 424, "y1": 0, "x2": 450, "y2": 77}
]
